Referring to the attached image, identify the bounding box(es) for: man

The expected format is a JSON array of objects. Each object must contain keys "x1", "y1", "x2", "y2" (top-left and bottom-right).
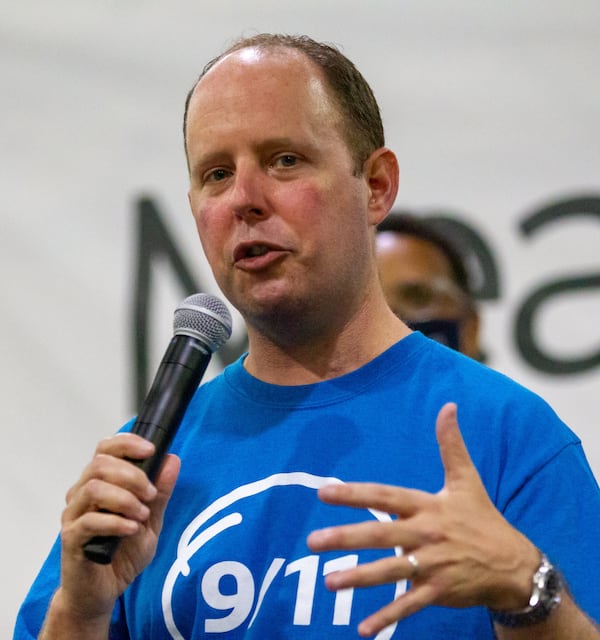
[
  {"x1": 376, "y1": 212, "x2": 481, "y2": 359},
  {"x1": 16, "y1": 34, "x2": 600, "y2": 639}
]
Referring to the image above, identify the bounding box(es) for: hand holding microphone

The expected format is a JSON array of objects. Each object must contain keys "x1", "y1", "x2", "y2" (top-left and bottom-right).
[{"x1": 82, "y1": 293, "x2": 232, "y2": 564}]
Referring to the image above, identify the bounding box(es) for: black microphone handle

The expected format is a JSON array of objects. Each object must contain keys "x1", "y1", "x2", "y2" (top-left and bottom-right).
[{"x1": 83, "y1": 335, "x2": 212, "y2": 565}]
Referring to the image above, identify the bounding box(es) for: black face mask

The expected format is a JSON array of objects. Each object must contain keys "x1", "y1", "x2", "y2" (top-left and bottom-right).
[{"x1": 408, "y1": 319, "x2": 461, "y2": 352}]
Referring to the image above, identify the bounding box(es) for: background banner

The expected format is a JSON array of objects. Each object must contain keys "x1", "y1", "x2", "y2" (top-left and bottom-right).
[{"x1": 2, "y1": 2, "x2": 598, "y2": 635}]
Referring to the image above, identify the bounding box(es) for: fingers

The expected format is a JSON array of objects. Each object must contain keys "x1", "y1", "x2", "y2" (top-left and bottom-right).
[
  {"x1": 322, "y1": 553, "x2": 421, "y2": 590},
  {"x1": 67, "y1": 438, "x2": 156, "y2": 510},
  {"x1": 435, "y1": 402, "x2": 479, "y2": 486},
  {"x1": 308, "y1": 518, "x2": 425, "y2": 555},
  {"x1": 64, "y1": 476, "x2": 152, "y2": 525},
  {"x1": 306, "y1": 403, "x2": 532, "y2": 636},
  {"x1": 67, "y1": 434, "x2": 157, "y2": 503},
  {"x1": 147, "y1": 454, "x2": 181, "y2": 534},
  {"x1": 357, "y1": 583, "x2": 438, "y2": 637},
  {"x1": 307, "y1": 402, "x2": 498, "y2": 634},
  {"x1": 96, "y1": 432, "x2": 157, "y2": 460},
  {"x1": 316, "y1": 481, "x2": 431, "y2": 517},
  {"x1": 63, "y1": 504, "x2": 144, "y2": 546},
  {"x1": 315, "y1": 549, "x2": 440, "y2": 636},
  {"x1": 56, "y1": 437, "x2": 180, "y2": 618},
  {"x1": 154, "y1": 453, "x2": 181, "y2": 498},
  {"x1": 62, "y1": 434, "x2": 162, "y2": 548},
  {"x1": 308, "y1": 481, "x2": 435, "y2": 555}
]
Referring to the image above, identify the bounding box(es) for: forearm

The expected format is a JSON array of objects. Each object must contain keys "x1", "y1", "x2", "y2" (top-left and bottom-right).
[
  {"x1": 494, "y1": 594, "x2": 600, "y2": 640},
  {"x1": 38, "y1": 589, "x2": 112, "y2": 640}
]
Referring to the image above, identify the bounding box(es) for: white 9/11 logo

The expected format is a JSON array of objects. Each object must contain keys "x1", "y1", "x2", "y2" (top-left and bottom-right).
[{"x1": 162, "y1": 472, "x2": 407, "y2": 639}]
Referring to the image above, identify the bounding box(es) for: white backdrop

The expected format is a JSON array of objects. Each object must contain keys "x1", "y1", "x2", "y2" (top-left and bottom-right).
[{"x1": 2, "y1": 1, "x2": 599, "y2": 636}]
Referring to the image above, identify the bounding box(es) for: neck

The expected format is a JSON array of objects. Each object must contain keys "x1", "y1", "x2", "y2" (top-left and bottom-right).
[{"x1": 243, "y1": 290, "x2": 411, "y2": 385}]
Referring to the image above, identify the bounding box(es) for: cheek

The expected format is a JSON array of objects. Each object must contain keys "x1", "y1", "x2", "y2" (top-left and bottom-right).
[
  {"x1": 281, "y1": 180, "x2": 345, "y2": 237},
  {"x1": 276, "y1": 180, "x2": 323, "y2": 215},
  {"x1": 191, "y1": 203, "x2": 227, "y2": 268}
]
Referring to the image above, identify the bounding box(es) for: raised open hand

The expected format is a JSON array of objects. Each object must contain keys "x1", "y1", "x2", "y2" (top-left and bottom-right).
[{"x1": 307, "y1": 402, "x2": 539, "y2": 637}]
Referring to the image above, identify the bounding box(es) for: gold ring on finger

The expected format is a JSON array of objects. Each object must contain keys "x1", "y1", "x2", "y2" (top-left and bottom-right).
[{"x1": 406, "y1": 553, "x2": 419, "y2": 578}]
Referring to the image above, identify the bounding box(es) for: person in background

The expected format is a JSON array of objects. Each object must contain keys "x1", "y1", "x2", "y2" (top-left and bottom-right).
[
  {"x1": 376, "y1": 211, "x2": 481, "y2": 359},
  {"x1": 15, "y1": 33, "x2": 600, "y2": 640}
]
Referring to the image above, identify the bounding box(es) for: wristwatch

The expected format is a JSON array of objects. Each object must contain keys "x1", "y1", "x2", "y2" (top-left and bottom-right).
[{"x1": 490, "y1": 552, "x2": 564, "y2": 627}]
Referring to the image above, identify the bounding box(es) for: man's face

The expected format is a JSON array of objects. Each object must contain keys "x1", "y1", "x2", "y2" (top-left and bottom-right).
[
  {"x1": 376, "y1": 232, "x2": 480, "y2": 357},
  {"x1": 185, "y1": 48, "x2": 374, "y2": 332}
]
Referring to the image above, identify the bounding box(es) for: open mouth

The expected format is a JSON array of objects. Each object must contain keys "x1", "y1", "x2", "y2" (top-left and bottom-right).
[
  {"x1": 245, "y1": 245, "x2": 269, "y2": 258},
  {"x1": 234, "y1": 242, "x2": 279, "y2": 262}
]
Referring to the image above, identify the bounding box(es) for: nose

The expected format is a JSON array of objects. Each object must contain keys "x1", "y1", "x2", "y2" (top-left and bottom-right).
[{"x1": 230, "y1": 162, "x2": 268, "y2": 221}]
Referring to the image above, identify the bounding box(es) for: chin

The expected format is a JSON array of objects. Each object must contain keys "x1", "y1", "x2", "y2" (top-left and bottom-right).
[{"x1": 242, "y1": 289, "x2": 309, "y2": 324}]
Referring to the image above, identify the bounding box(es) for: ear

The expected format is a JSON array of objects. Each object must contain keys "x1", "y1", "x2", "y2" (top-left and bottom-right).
[{"x1": 363, "y1": 147, "x2": 400, "y2": 226}]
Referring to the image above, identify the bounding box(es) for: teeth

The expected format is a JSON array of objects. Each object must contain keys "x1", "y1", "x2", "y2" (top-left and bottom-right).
[{"x1": 247, "y1": 245, "x2": 269, "y2": 257}]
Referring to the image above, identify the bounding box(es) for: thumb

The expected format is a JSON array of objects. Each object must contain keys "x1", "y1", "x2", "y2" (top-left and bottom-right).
[
  {"x1": 149, "y1": 454, "x2": 181, "y2": 532},
  {"x1": 436, "y1": 402, "x2": 477, "y2": 486}
]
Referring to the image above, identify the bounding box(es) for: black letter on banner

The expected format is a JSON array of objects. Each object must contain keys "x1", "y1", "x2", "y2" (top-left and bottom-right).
[
  {"x1": 422, "y1": 212, "x2": 500, "y2": 363},
  {"x1": 132, "y1": 195, "x2": 247, "y2": 408},
  {"x1": 422, "y1": 212, "x2": 501, "y2": 301},
  {"x1": 515, "y1": 195, "x2": 600, "y2": 374}
]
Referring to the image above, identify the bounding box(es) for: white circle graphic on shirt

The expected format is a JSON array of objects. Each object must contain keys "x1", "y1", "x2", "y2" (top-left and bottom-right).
[{"x1": 162, "y1": 472, "x2": 406, "y2": 639}]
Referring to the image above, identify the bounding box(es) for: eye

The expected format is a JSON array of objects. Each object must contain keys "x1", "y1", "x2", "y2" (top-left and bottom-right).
[
  {"x1": 272, "y1": 154, "x2": 298, "y2": 168},
  {"x1": 205, "y1": 167, "x2": 231, "y2": 183}
]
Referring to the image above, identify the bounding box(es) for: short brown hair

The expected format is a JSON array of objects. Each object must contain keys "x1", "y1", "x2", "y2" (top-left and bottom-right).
[{"x1": 183, "y1": 33, "x2": 385, "y2": 174}]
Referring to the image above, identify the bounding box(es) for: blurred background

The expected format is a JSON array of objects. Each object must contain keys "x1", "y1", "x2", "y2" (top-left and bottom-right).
[{"x1": 2, "y1": 1, "x2": 599, "y2": 635}]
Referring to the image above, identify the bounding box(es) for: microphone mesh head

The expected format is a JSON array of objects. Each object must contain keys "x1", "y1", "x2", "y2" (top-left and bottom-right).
[{"x1": 173, "y1": 293, "x2": 232, "y2": 352}]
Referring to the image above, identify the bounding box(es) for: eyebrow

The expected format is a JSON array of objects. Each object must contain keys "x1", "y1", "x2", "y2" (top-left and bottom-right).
[{"x1": 189, "y1": 151, "x2": 229, "y2": 178}]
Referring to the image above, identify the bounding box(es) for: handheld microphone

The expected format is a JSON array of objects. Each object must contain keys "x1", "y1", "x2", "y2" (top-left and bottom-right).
[{"x1": 83, "y1": 293, "x2": 232, "y2": 564}]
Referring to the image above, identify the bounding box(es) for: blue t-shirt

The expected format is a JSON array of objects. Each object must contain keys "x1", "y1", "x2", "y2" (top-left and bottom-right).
[{"x1": 14, "y1": 333, "x2": 600, "y2": 638}]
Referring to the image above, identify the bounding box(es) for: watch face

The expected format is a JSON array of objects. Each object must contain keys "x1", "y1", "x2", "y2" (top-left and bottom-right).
[{"x1": 543, "y1": 568, "x2": 564, "y2": 606}]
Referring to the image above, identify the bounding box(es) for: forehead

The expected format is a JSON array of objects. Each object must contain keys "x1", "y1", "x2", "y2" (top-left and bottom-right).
[
  {"x1": 186, "y1": 47, "x2": 341, "y2": 139},
  {"x1": 376, "y1": 233, "x2": 454, "y2": 280}
]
